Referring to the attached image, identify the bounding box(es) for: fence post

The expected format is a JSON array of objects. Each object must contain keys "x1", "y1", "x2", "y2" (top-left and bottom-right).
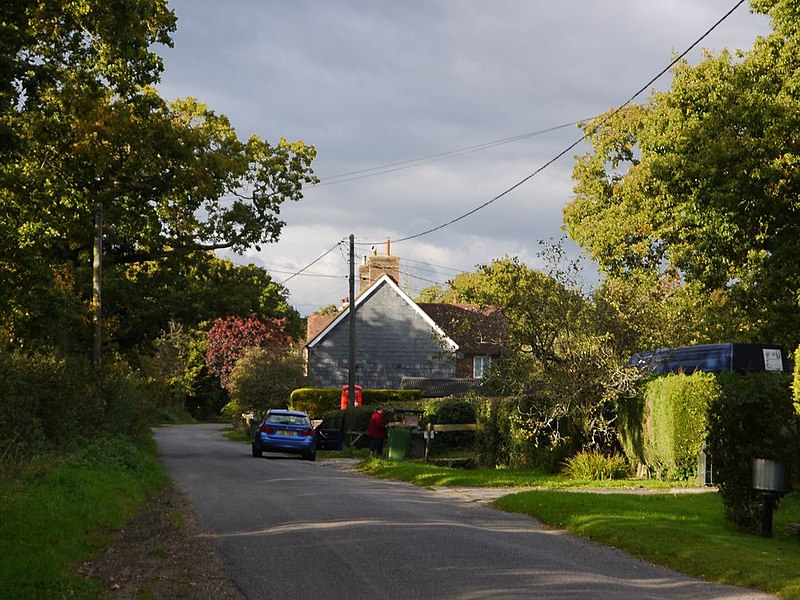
[{"x1": 425, "y1": 422, "x2": 433, "y2": 462}]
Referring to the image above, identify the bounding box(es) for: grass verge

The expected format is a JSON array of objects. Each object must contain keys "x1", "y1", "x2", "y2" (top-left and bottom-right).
[
  {"x1": 494, "y1": 490, "x2": 800, "y2": 599},
  {"x1": 357, "y1": 458, "x2": 688, "y2": 489},
  {"x1": 0, "y1": 435, "x2": 169, "y2": 600},
  {"x1": 357, "y1": 458, "x2": 800, "y2": 598}
]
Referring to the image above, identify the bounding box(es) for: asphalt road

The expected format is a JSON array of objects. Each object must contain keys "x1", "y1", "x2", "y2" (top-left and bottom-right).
[{"x1": 154, "y1": 424, "x2": 776, "y2": 600}]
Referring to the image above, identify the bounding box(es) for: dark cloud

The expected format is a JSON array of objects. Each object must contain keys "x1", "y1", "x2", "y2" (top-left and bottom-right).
[{"x1": 158, "y1": 0, "x2": 769, "y2": 315}]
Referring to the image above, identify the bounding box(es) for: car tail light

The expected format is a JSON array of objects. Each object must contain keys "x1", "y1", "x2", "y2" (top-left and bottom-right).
[
  {"x1": 259, "y1": 426, "x2": 275, "y2": 434},
  {"x1": 301, "y1": 429, "x2": 315, "y2": 437}
]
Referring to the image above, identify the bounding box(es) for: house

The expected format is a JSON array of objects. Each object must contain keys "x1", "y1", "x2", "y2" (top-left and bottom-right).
[{"x1": 304, "y1": 273, "x2": 505, "y2": 392}]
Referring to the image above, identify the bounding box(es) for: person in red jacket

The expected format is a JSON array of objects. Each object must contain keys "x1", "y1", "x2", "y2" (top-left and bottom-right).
[{"x1": 367, "y1": 408, "x2": 387, "y2": 458}]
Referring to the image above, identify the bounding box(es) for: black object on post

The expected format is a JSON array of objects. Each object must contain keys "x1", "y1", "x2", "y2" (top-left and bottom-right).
[{"x1": 752, "y1": 459, "x2": 785, "y2": 537}]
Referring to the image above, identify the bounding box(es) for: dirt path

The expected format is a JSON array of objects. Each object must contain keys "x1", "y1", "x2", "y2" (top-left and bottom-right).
[{"x1": 79, "y1": 484, "x2": 246, "y2": 600}]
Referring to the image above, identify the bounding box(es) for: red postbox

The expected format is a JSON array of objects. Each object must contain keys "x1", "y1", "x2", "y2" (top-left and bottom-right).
[{"x1": 340, "y1": 385, "x2": 362, "y2": 409}]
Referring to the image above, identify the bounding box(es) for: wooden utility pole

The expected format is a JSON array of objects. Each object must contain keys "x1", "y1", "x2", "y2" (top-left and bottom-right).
[{"x1": 347, "y1": 234, "x2": 356, "y2": 407}]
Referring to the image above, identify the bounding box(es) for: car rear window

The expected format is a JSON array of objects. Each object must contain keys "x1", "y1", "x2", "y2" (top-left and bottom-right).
[{"x1": 265, "y1": 414, "x2": 310, "y2": 426}]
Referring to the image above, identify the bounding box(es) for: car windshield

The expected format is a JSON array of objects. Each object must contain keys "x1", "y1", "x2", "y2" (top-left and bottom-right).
[{"x1": 265, "y1": 414, "x2": 310, "y2": 427}]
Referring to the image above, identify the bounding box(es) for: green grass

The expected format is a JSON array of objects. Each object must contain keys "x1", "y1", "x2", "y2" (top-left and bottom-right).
[
  {"x1": 356, "y1": 458, "x2": 800, "y2": 599},
  {"x1": 0, "y1": 436, "x2": 169, "y2": 600},
  {"x1": 357, "y1": 458, "x2": 688, "y2": 489},
  {"x1": 494, "y1": 491, "x2": 800, "y2": 599}
]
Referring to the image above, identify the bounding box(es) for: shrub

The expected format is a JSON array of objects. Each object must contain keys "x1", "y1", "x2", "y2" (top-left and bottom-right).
[
  {"x1": 562, "y1": 450, "x2": 629, "y2": 480},
  {"x1": 228, "y1": 346, "x2": 304, "y2": 414},
  {"x1": 706, "y1": 372, "x2": 800, "y2": 531},
  {"x1": 473, "y1": 395, "x2": 574, "y2": 471},
  {"x1": 422, "y1": 397, "x2": 476, "y2": 424},
  {"x1": 289, "y1": 388, "x2": 423, "y2": 418},
  {"x1": 0, "y1": 350, "x2": 163, "y2": 475},
  {"x1": 290, "y1": 388, "x2": 340, "y2": 416},
  {"x1": 643, "y1": 373, "x2": 719, "y2": 479}
]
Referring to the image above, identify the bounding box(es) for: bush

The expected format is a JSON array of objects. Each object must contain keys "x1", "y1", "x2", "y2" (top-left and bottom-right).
[
  {"x1": 289, "y1": 387, "x2": 423, "y2": 418},
  {"x1": 644, "y1": 373, "x2": 719, "y2": 479},
  {"x1": 473, "y1": 395, "x2": 575, "y2": 471},
  {"x1": 706, "y1": 372, "x2": 800, "y2": 531},
  {"x1": 228, "y1": 346, "x2": 305, "y2": 415},
  {"x1": 562, "y1": 450, "x2": 629, "y2": 480},
  {"x1": 290, "y1": 388, "x2": 340, "y2": 416},
  {"x1": 0, "y1": 349, "x2": 168, "y2": 475}
]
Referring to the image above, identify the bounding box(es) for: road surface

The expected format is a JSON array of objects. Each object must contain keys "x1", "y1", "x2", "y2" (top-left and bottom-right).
[{"x1": 154, "y1": 424, "x2": 775, "y2": 600}]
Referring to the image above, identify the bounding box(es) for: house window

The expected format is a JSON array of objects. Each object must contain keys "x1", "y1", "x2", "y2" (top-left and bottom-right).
[{"x1": 473, "y1": 356, "x2": 491, "y2": 379}]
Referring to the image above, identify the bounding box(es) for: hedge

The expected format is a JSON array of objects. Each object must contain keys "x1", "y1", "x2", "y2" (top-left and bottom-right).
[
  {"x1": 706, "y1": 372, "x2": 799, "y2": 531},
  {"x1": 288, "y1": 387, "x2": 422, "y2": 417},
  {"x1": 646, "y1": 373, "x2": 719, "y2": 479}
]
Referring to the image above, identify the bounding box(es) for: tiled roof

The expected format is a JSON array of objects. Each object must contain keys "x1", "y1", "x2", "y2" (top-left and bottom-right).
[
  {"x1": 417, "y1": 303, "x2": 506, "y2": 355},
  {"x1": 399, "y1": 377, "x2": 483, "y2": 398}
]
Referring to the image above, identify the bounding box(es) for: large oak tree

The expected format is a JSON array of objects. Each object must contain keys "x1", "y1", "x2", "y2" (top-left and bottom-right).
[
  {"x1": 564, "y1": 0, "x2": 800, "y2": 351},
  {"x1": 2, "y1": 1, "x2": 317, "y2": 356}
]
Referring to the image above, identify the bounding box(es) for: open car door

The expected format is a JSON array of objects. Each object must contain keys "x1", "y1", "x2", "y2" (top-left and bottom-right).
[{"x1": 315, "y1": 414, "x2": 345, "y2": 451}]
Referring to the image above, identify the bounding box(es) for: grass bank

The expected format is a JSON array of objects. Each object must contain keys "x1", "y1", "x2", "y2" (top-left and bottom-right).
[
  {"x1": 357, "y1": 458, "x2": 688, "y2": 489},
  {"x1": 358, "y1": 459, "x2": 800, "y2": 599},
  {"x1": 0, "y1": 436, "x2": 169, "y2": 600}
]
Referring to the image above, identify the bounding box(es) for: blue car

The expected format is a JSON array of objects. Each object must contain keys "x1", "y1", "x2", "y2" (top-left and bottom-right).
[{"x1": 251, "y1": 409, "x2": 344, "y2": 461}]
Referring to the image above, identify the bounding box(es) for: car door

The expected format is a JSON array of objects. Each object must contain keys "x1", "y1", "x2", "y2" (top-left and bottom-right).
[{"x1": 315, "y1": 415, "x2": 345, "y2": 451}]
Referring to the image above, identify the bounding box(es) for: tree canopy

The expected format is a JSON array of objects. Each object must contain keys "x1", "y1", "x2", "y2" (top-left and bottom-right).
[
  {"x1": 564, "y1": 0, "x2": 800, "y2": 350},
  {"x1": 2, "y1": 0, "x2": 316, "y2": 358}
]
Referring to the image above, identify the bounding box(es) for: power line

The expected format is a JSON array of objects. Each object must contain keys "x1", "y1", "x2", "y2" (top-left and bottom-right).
[
  {"x1": 315, "y1": 121, "x2": 582, "y2": 187},
  {"x1": 363, "y1": 0, "x2": 747, "y2": 246},
  {"x1": 279, "y1": 241, "x2": 344, "y2": 284}
]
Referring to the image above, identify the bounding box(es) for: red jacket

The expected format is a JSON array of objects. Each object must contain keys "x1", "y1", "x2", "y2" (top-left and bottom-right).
[{"x1": 367, "y1": 410, "x2": 387, "y2": 439}]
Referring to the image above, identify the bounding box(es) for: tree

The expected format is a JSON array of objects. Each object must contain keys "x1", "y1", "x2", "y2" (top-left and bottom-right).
[
  {"x1": 227, "y1": 344, "x2": 308, "y2": 414},
  {"x1": 442, "y1": 252, "x2": 639, "y2": 450},
  {"x1": 564, "y1": 0, "x2": 800, "y2": 350},
  {"x1": 1, "y1": 1, "x2": 317, "y2": 360},
  {"x1": 205, "y1": 314, "x2": 292, "y2": 388},
  {"x1": 105, "y1": 252, "x2": 303, "y2": 351}
]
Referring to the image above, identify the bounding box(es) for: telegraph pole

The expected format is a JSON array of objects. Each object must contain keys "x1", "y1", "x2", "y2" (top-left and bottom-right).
[{"x1": 347, "y1": 234, "x2": 356, "y2": 407}]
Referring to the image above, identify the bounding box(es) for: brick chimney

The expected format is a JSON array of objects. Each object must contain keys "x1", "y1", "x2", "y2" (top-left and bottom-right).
[{"x1": 358, "y1": 239, "x2": 400, "y2": 294}]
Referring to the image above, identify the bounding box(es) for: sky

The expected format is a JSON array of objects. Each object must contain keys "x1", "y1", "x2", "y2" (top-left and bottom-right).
[{"x1": 156, "y1": 1, "x2": 770, "y2": 316}]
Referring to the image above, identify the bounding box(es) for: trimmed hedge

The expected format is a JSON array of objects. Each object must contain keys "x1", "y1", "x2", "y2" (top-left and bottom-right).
[
  {"x1": 289, "y1": 387, "x2": 422, "y2": 418},
  {"x1": 706, "y1": 372, "x2": 799, "y2": 531},
  {"x1": 647, "y1": 373, "x2": 719, "y2": 479}
]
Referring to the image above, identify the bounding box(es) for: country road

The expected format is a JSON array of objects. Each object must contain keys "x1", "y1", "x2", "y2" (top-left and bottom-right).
[{"x1": 154, "y1": 424, "x2": 776, "y2": 600}]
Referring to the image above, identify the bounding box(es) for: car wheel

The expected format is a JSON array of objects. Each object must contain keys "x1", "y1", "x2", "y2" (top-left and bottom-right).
[
  {"x1": 304, "y1": 451, "x2": 316, "y2": 462},
  {"x1": 252, "y1": 444, "x2": 262, "y2": 458}
]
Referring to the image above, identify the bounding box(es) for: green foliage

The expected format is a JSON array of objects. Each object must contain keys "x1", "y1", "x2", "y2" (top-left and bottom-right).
[
  {"x1": 0, "y1": 436, "x2": 167, "y2": 600},
  {"x1": 0, "y1": 349, "x2": 171, "y2": 475},
  {"x1": 228, "y1": 345, "x2": 306, "y2": 414},
  {"x1": 289, "y1": 388, "x2": 423, "y2": 418},
  {"x1": 1, "y1": 0, "x2": 315, "y2": 387},
  {"x1": 564, "y1": 8, "x2": 800, "y2": 351},
  {"x1": 106, "y1": 253, "x2": 304, "y2": 351},
  {"x1": 290, "y1": 388, "x2": 341, "y2": 416},
  {"x1": 439, "y1": 250, "x2": 640, "y2": 452},
  {"x1": 562, "y1": 450, "x2": 629, "y2": 480},
  {"x1": 422, "y1": 397, "x2": 476, "y2": 424},
  {"x1": 705, "y1": 372, "x2": 800, "y2": 531},
  {"x1": 473, "y1": 396, "x2": 577, "y2": 471},
  {"x1": 641, "y1": 373, "x2": 719, "y2": 480}
]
